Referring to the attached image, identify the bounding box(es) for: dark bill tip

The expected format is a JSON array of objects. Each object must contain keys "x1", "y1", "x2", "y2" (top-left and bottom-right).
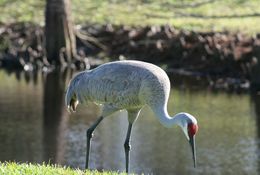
[{"x1": 189, "y1": 135, "x2": 196, "y2": 168}]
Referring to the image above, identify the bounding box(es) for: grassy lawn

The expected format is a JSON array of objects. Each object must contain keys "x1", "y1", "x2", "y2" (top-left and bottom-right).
[
  {"x1": 0, "y1": 0, "x2": 259, "y2": 34},
  {"x1": 0, "y1": 162, "x2": 126, "y2": 175}
]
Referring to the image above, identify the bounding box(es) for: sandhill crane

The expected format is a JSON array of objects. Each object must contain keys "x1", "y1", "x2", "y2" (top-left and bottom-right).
[{"x1": 65, "y1": 60, "x2": 198, "y2": 173}]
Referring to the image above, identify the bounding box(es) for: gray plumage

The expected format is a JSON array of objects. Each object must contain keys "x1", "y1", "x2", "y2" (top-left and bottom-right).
[
  {"x1": 65, "y1": 60, "x2": 198, "y2": 172},
  {"x1": 66, "y1": 60, "x2": 170, "y2": 119}
]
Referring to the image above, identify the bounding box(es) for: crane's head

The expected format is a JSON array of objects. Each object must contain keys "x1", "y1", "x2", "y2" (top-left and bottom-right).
[{"x1": 176, "y1": 113, "x2": 198, "y2": 168}]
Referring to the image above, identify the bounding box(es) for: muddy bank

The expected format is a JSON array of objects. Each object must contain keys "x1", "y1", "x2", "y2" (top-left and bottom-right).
[
  {"x1": 85, "y1": 24, "x2": 259, "y2": 78},
  {"x1": 0, "y1": 23, "x2": 260, "y2": 91}
]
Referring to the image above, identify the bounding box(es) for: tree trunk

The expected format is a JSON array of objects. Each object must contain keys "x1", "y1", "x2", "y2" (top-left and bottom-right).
[
  {"x1": 251, "y1": 45, "x2": 260, "y2": 92},
  {"x1": 251, "y1": 61, "x2": 260, "y2": 92},
  {"x1": 45, "y1": 0, "x2": 76, "y2": 65}
]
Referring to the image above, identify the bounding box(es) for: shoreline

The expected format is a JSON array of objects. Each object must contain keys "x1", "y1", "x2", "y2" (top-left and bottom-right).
[{"x1": 0, "y1": 22, "x2": 259, "y2": 92}]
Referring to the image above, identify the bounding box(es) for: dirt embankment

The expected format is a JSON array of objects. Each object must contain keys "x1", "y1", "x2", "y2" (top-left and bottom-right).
[{"x1": 1, "y1": 23, "x2": 260, "y2": 90}]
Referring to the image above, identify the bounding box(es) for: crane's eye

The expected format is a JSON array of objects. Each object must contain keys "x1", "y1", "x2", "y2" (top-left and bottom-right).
[{"x1": 188, "y1": 123, "x2": 198, "y2": 137}]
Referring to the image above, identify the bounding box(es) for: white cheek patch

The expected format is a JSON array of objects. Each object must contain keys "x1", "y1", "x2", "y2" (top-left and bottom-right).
[{"x1": 181, "y1": 124, "x2": 189, "y2": 140}]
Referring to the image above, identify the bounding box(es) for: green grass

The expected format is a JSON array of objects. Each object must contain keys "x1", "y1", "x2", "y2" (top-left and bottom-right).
[
  {"x1": 0, "y1": 162, "x2": 126, "y2": 175},
  {"x1": 0, "y1": 0, "x2": 259, "y2": 34}
]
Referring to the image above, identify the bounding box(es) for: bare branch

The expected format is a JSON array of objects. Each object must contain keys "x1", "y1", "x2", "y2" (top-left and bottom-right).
[{"x1": 76, "y1": 31, "x2": 107, "y2": 51}]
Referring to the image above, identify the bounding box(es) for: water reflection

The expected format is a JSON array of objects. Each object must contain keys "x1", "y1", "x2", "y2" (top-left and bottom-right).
[
  {"x1": 42, "y1": 69, "x2": 70, "y2": 164},
  {"x1": 0, "y1": 70, "x2": 43, "y2": 163},
  {"x1": 0, "y1": 69, "x2": 260, "y2": 175},
  {"x1": 251, "y1": 91, "x2": 260, "y2": 173}
]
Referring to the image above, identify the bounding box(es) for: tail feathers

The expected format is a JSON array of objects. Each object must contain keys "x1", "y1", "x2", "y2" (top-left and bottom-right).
[
  {"x1": 65, "y1": 81, "x2": 78, "y2": 113},
  {"x1": 65, "y1": 71, "x2": 86, "y2": 113}
]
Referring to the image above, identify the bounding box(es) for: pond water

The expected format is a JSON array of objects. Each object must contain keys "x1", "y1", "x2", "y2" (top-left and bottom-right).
[{"x1": 0, "y1": 69, "x2": 260, "y2": 175}]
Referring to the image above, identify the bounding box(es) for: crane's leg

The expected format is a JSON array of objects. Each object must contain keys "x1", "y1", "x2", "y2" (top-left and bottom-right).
[
  {"x1": 86, "y1": 116, "x2": 104, "y2": 169},
  {"x1": 124, "y1": 109, "x2": 141, "y2": 173},
  {"x1": 124, "y1": 122, "x2": 133, "y2": 174}
]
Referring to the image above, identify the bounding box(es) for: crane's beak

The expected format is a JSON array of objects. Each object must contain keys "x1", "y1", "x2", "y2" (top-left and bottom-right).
[{"x1": 189, "y1": 135, "x2": 196, "y2": 168}]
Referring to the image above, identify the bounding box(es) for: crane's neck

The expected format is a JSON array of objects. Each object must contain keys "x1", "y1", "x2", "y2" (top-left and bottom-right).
[{"x1": 153, "y1": 106, "x2": 184, "y2": 128}]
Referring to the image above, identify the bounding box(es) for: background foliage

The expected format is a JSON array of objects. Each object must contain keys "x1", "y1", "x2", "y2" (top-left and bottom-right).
[{"x1": 0, "y1": 0, "x2": 259, "y2": 34}]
